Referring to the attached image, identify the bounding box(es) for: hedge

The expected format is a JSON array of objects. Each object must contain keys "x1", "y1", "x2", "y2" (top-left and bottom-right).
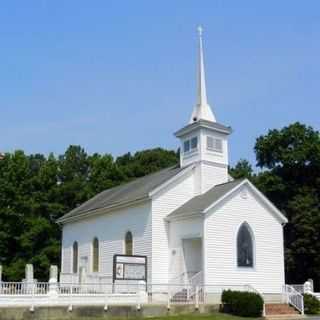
[
  {"x1": 221, "y1": 289, "x2": 264, "y2": 317},
  {"x1": 303, "y1": 293, "x2": 320, "y2": 314}
]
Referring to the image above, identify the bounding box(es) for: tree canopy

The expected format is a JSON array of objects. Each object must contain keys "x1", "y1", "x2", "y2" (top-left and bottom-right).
[
  {"x1": 0, "y1": 147, "x2": 178, "y2": 280},
  {"x1": 254, "y1": 123, "x2": 320, "y2": 289}
]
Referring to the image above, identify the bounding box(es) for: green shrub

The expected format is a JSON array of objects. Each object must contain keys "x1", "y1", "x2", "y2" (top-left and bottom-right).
[
  {"x1": 304, "y1": 294, "x2": 320, "y2": 314},
  {"x1": 221, "y1": 289, "x2": 264, "y2": 317}
]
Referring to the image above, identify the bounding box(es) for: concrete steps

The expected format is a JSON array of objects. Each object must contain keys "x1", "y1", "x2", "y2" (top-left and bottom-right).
[{"x1": 265, "y1": 303, "x2": 301, "y2": 317}]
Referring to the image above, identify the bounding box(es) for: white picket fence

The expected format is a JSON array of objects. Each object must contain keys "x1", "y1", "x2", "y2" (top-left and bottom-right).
[
  {"x1": 0, "y1": 282, "x2": 265, "y2": 310},
  {"x1": 2, "y1": 281, "x2": 310, "y2": 316}
]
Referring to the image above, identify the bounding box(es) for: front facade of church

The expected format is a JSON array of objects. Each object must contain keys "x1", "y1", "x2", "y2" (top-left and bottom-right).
[{"x1": 58, "y1": 28, "x2": 287, "y2": 295}]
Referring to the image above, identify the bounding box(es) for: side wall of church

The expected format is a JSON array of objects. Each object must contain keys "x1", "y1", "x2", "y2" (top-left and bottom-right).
[
  {"x1": 199, "y1": 162, "x2": 229, "y2": 193},
  {"x1": 204, "y1": 184, "x2": 285, "y2": 293},
  {"x1": 61, "y1": 201, "x2": 152, "y2": 282},
  {"x1": 151, "y1": 168, "x2": 196, "y2": 284}
]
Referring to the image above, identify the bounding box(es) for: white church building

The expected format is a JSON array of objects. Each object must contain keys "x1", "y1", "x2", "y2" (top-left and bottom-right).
[{"x1": 57, "y1": 28, "x2": 288, "y2": 296}]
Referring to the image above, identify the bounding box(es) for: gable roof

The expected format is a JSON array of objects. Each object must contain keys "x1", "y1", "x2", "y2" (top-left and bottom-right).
[
  {"x1": 167, "y1": 179, "x2": 244, "y2": 219},
  {"x1": 57, "y1": 165, "x2": 188, "y2": 224},
  {"x1": 167, "y1": 178, "x2": 288, "y2": 224}
]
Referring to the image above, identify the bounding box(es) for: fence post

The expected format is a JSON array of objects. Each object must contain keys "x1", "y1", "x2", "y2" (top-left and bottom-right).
[
  {"x1": 48, "y1": 265, "x2": 58, "y2": 303},
  {"x1": 0, "y1": 266, "x2": 2, "y2": 294},
  {"x1": 167, "y1": 286, "x2": 171, "y2": 310},
  {"x1": 137, "y1": 291, "x2": 141, "y2": 311},
  {"x1": 304, "y1": 281, "x2": 312, "y2": 294},
  {"x1": 30, "y1": 282, "x2": 35, "y2": 312},
  {"x1": 104, "y1": 284, "x2": 108, "y2": 311},
  {"x1": 68, "y1": 284, "x2": 73, "y2": 312},
  {"x1": 195, "y1": 286, "x2": 199, "y2": 310}
]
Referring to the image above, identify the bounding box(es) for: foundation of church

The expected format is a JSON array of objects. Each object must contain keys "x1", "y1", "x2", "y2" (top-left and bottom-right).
[{"x1": 0, "y1": 305, "x2": 220, "y2": 320}]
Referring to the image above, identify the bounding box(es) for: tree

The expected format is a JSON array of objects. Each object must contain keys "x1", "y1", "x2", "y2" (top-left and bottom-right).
[
  {"x1": 0, "y1": 146, "x2": 178, "y2": 281},
  {"x1": 254, "y1": 122, "x2": 320, "y2": 289},
  {"x1": 230, "y1": 159, "x2": 254, "y2": 180}
]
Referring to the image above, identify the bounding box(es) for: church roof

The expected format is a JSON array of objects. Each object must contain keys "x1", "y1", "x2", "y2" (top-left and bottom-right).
[
  {"x1": 166, "y1": 178, "x2": 245, "y2": 219},
  {"x1": 57, "y1": 165, "x2": 187, "y2": 223},
  {"x1": 174, "y1": 119, "x2": 232, "y2": 137}
]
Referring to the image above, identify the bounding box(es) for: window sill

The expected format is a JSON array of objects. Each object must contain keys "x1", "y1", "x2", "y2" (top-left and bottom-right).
[
  {"x1": 236, "y1": 266, "x2": 256, "y2": 272},
  {"x1": 183, "y1": 149, "x2": 198, "y2": 157},
  {"x1": 206, "y1": 148, "x2": 223, "y2": 155}
]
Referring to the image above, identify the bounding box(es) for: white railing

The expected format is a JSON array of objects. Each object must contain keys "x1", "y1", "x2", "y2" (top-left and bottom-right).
[
  {"x1": 190, "y1": 271, "x2": 203, "y2": 287},
  {"x1": 0, "y1": 281, "x2": 267, "y2": 313},
  {"x1": 188, "y1": 271, "x2": 203, "y2": 301},
  {"x1": 291, "y1": 284, "x2": 305, "y2": 294},
  {"x1": 0, "y1": 282, "x2": 49, "y2": 295},
  {"x1": 283, "y1": 284, "x2": 304, "y2": 314}
]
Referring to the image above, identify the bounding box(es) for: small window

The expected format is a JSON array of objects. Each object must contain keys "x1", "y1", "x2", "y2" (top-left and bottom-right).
[
  {"x1": 207, "y1": 136, "x2": 223, "y2": 153},
  {"x1": 237, "y1": 223, "x2": 254, "y2": 267},
  {"x1": 73, "y1": 241, "x2": 78, "y2": 273},
  {"x1": 125, "y1": 231, "x2": 133, "y2": 255},
  {"x1": 92, "y1": 238, "x2": 99, "y2": 272},
  {"x1": 191, "y1": 137, "x2": 198, "y2": 150},
  {"x1": 184, "y1": 140, "x2": 190, "y2": 153}
]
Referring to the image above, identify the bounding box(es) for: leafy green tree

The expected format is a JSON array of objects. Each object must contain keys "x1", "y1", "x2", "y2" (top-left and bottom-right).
[
  {"x1": 116, "y1": 148, "x2": 178, "y2": 179},
  {"x1": 230, "y1": 159, "x2": 254, "y2": 180},
  {"x1": 254, "y1": 122, "x2": 320, "y2": 289},
  {"x1": 0, "y1": 146, "x2": 178, "y2": 281}
]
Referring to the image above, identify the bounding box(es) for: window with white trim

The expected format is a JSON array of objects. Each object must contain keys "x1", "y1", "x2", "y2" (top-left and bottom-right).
[
  {"x1": 125, "y1": 231, "x2": 133, "y2": 255},
  {"x1": 207, "y1": 136, "x2": 223, "y2": 153},
  {"x1": 92, "y1": 237, "x2": 99, "y2": 272},
  {"x1": 237, "y1": 223, "x2": 254, "y2": 267},
  {"x1": 72, "y1": 241, "x2": 78, "y2": 273},
  {"x1": 183, "y1": 136, "x2": 198, "y2": 153},
  {"x1": 191, "y1": 137, "x2": 198, "y2": 149},
  {"x1": 184, "y1": 140, "x2": 190, "y2": 153}
]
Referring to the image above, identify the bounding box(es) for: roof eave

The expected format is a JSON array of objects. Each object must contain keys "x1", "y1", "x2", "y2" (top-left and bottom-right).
[
  {"x1": 56, "y1": 196, "x2": 150, "y2": 225},
  {"x1": 174, "y1": 121, "x2": 232, "y2": 138},
  {"x1": 165, "y1": 211, "x2": 204, "y2": 222}
]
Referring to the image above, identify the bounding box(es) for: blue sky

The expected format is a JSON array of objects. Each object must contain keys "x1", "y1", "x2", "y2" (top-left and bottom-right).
[{"x1": 1, "y1": 1, "x2": 319, "y2": 167}]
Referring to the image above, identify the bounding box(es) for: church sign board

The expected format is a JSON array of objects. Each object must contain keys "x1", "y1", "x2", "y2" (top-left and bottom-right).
[{"x1": 113, "y1": 254, "x2": 147, "y2": 282}]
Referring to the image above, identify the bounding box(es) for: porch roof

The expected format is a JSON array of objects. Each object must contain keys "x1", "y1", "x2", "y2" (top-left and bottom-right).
[{"x1": 167, "y1": 178, "x2": 244, "y2": 219}]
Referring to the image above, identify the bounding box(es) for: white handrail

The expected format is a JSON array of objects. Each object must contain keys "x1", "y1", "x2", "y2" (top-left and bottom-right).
[
  {"x1": 189, "y1": 271, "x2": 203, "y2": 287},
  {"x1": 283, "y1": 284, "x2": 304, "y2": 315}
]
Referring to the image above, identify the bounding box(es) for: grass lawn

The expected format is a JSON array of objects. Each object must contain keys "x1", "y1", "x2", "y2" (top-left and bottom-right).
[
  {"x1": 74, "y1": 313, "x2": 261, "y2": 320},
  {"x1": 142, "y1": 314, "x2": 260, "y2": 320}
]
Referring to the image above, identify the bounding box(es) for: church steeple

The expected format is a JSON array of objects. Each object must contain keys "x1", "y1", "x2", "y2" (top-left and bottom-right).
[
  {"x1": 189, "y1": 26, "x2": 216, "y2": 124},
  {"x1": 175, "y1": 27, "x2": 232, "y2": 191}
]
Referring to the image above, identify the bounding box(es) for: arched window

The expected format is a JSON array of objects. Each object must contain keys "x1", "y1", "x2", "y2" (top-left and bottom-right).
[
  {"x1": 72, "y1": 241, "x2": 78, "y2": 273},
  {"x1": 237, "y1": 223, "x2": 254, "y2": 267},
  {"x1": 125, "y1": 231, "x2": 133, "y2": 255},
  {"x1": 92, "y1": 237, "x2": 99, "y2": 272}
]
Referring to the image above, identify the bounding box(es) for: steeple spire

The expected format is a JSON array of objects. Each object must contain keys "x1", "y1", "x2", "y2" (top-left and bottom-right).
[{"x1": 189, "y1": 26, "x2": 216, "y2": 124}]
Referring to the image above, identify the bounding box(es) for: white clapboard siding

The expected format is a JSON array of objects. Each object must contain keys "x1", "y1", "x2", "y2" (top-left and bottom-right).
[
  {"x1": 205, "y1": 184, "x2": 285, "y2": 293},
  {"x1": 61, "y1": 201, "x2": 152, "y2": 281},
  {"x1": 151, "y1": 169, "x2": 196, "y2": 284},
  {"x1": 61, "y1": 246, "x2": 71, "y2": 274},
  {"x1": 200, "y1": 162, "x2": 228, "y2": 193}
]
